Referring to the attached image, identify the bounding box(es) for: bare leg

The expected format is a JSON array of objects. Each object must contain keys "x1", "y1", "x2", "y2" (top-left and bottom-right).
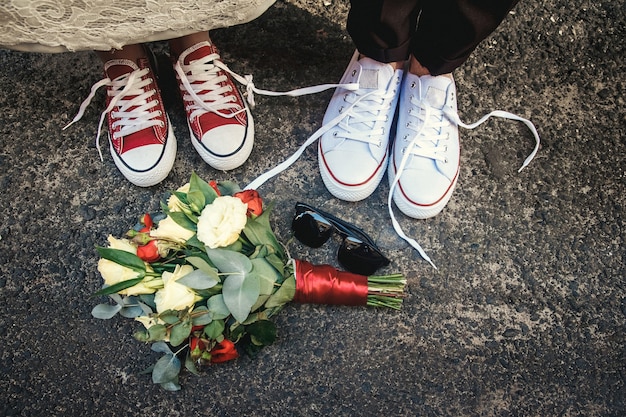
[
  {"x1": 95, "y1": 43, "x2": 146, "y2": 63},
  {"x1": 169, "y1": 32, "x2": 211, "y2": 57}
]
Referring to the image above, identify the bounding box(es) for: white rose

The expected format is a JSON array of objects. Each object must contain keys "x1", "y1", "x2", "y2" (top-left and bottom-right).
[
  {"x1": 167, "y1": 183, "x2": 190, "y2": 212},
  {"x1": 97, "y1": 236, "x2": 162, "y2": 296},
  {"x1": 151, "y1": 215, "x2": 195, "y2": 244},
  {"x1": 154, "y1": 265, "x2": 202, "y2": 313},
  {"x1": 196, "y1": 196, "x2": 248, "y2": 249}
]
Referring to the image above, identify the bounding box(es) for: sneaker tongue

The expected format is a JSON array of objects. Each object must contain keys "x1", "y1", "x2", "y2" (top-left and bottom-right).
[
  {"x1": 420, "y1": 75, "x2": 452, "y2": 110},
  {"x1": 104, "y1": 59, "x2": 140, "y2": 80},
  {"x1": 179, "y1": 41, "x2": 215, "y2": 65},
  {"x1": 357, "y1": 57, "x2": 396, "y2": 90}
]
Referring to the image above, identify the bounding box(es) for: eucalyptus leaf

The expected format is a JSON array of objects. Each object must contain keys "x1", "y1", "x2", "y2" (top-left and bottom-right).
[
  {"x1": 147, "y1": 324, "x2": 168, "y2": 341},
  {"x1": 170, "y1": 319, "x2": 192, "y2": 346},
  {"x1": 203, "y1": 320, "x2": 225, "y2": 339},
  {"x1": 207, "y1": 294, "x2": 230, "y2": 320},
  {"x1": 185, "y1": 354, "x2": 200, "y2": 376},
  {"x1": 96, "y1": 247, "x2": 147, "y2": 271},
  {"x1": 177, "y1": 268, "x2": 219, "y2": 290},
  {"x1": 151, "y1": 341, "x2": 174, "y2": 355},
  {"x1": 223, "y1": 272, "x2": 261, "y2": 323},
  {"x1": 265, "y1": 274, "x2": 296, "y2": 308},
  {"x1": 250, "y1": 258, "x2": 281, "y2": 295},
  {"x1": 159, "y1": 310, "x2": 181, "y2": 325},
  {"x1": 186, "y1": 256, "x2": 218, "y2": 275},
  {"x1": 191, "y1": 306, "x2": 212, "y2": 326},
  {"x1": 119, "y1": 304, "x2": 145, "y2": 318},
  {"x1": 205, "y1": 248, "x2": 252, "y2": 275},
  {"x1": 160, "y1": 381, "x2": 182, "y2": 392},
  {"x1": 152, "y1": 354, "x2": 181, "y2": 384},
  {"x1": 91, "y1": 303, "x2": 122, "y2": 319}
]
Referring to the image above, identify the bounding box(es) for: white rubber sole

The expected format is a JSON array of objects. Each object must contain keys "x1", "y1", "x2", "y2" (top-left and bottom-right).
[{"x1": 110, "y1": 117, "x2": 177, "y2": 187}]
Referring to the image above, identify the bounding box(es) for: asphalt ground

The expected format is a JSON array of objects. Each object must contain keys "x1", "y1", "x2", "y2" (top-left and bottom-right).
[{"x1": 0, "y1": 0, "x2": 624, "y2": 416}]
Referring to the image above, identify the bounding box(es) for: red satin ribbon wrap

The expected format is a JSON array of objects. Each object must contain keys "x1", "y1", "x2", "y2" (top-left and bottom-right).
[{"x1": 293, "y1": 260, "x2": 368, "y2": 306}]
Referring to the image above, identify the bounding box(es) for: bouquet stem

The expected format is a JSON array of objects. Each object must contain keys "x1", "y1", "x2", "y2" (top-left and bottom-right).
[{"x1": 292, "y1": 260, "x2": 406, "y2": 309}]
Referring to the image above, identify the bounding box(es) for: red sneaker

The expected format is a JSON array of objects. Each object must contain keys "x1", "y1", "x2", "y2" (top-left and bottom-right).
[
  {"x1": 173, "y1": 42, "x2": 254, "y2": 170},
  {"x1": 103, "y1": 57, "x2": 176, "y2": 186}
]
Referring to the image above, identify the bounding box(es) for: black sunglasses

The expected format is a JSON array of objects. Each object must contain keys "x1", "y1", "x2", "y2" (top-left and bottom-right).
[{"x1": 291, "y1": 202, "x2": 391, "y2": 275}]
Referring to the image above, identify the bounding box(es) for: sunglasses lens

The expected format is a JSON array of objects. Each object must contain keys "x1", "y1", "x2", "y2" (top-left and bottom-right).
[
  {"x1": 292, "y1": 211, "x2": 333, "y2": 248},
  {"x1": 338, "y1": 236, "x2": 389, "y2": 275}
]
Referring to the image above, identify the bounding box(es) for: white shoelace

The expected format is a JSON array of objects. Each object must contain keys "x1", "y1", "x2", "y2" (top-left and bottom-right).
[
  {"x1": 247, "y1": 91, "x2": 541, "y2": 269},
  {"x1": 63, "y1": 68, "x2": 162, "y2": 160},
  {"x1": 331, "y1": 87, "x2": 397, "y2": 146},
  {"x1": 388, "y1": 102, "x2": 541, "y2": 269},
  {"x1": 66, "y1": 57, "x2": 357, "y2": 162}
]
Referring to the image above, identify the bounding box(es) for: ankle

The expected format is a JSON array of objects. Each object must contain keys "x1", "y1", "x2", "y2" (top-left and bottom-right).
[
  {"x1": 96, "y1": 44, "x2": 146, "y2": 64},
  {"x1": 169, "y1": 32, "x2": 211, "y2": 57}
]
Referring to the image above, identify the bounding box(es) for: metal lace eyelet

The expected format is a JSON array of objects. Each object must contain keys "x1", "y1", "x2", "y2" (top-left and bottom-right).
[
  {"x1": 351, "y1": 69, "x2": 357, "y2": 76},
  {"x1": 333, "y1": 131, "x2": 338, "y2": 137},
  {"x1": 444, "y1": 157, "x2": 449, "y2": 163},
  {"x1": 411, "y1": 82, "x2": 416, "y2": 89}
]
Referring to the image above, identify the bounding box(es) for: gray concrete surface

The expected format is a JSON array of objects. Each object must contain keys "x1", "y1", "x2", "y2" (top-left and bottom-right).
[{"x1": 0, "y1": 0, "x2": 624, "y2": 416}]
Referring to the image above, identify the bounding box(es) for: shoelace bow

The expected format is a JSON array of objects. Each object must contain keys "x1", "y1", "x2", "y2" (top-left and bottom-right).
[
  {"x1": 66, "y1": 53, "x2": 358, "y2": 161},
  {"x1": 247, "y1": 83, "x2": 540, "y2": 269},
  {"x1": 63, "y1": 68, "x2": 162, "y2": 160}
]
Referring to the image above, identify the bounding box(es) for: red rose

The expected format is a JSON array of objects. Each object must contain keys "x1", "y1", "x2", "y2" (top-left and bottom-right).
[
  {"x1": 210, "y1": 339, "x2": 239, "y2": 363},
  {"x1": 234, "y1": 189, "x2": 263, "y2": 216},
  {"x1": 136, "y1": 213, "x2": 160, "y2": 262},
  {"x1": 136, "y1": 240, "x2": 160, "y2": 262},
  {"x1": 209, "y1": 180, "x2": 221, "y2": 196}
]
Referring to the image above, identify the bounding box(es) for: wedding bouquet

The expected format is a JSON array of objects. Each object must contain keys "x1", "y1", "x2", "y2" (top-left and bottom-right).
[{"x1": 92, "y1": 173, "x2": 405, "y2": 390}]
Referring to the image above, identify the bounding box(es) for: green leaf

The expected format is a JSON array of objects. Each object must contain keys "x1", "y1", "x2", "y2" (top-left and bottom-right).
[
  {"x1": 148, "y1": 324, "x2": 168, "y2": 341},
  {"x1": 151, "y1": 341, "x2": 173, "y2": 355},
  {"x1": 160, "y1": 380, "x2": 181, "y2": 392},
  {"x1": 191, "y1": 306, "x2": 212, "y2": 326},
  {"x1": 186, "y1": 256, "x2": 217, "y2": 274},
  {"x1": 216, "y1": 180, "x2": 241, "y2": 196},
  {"x1": 265, "y1": 274, "x2": 296, "y2": 308},
  {"x1": 170, "y1": 319, "x2": 192, "y2": 347},
  {"x1": 186, "y1": 190, "x2": 206, "y2": 214},
  {"x1": 169, "y1": 211, "x2": 198, "y2": 231},
  {"x1": 119, "y1": 304, "x2": 145, "y2": 319},
  {"x1": 207, "y1": 294, "x2": 230, "y2": 320},
  {"x1": 184, "y1": 354, "x2": 200, "y2": 376},
  {"x1": 92, "y1": 275, "x2": 145, "y2": 297},
  {"x1": 242, "y1": 205, "x2": 285, "y2": 260},
  {"x1": 189, "y1": 172, "x2": 219, "y2": 206},
  {"x1": 158, "y1": 310, "x2": 180, "y2": 325},
  {"x1": 152, "y1": 354, "x2": 181, "y2": 384},
  {"x1": 250, "y1": 258, "x2": 281, "y2": 295},
  {"x1": 176, "y1": 268, "x2": 219, "y2": 290},
  {"x1": 96, "y1": 247, "x2": 146, "y2": 271},
  {"x1": 91, "y1": 303, "x2": 122, "y2": 319},
  {"x1": 223, "y1": 272, "x2": 261, "y2": 323},
  {"x1": 205, "y1": 248, "x2": 252, "y2": 276},
  {"x1": 247, "y1": 320, "x2": 277, "y2": 346},
  {"x1": 203, "y1": 320, "x2": 225, "y2": 340}
]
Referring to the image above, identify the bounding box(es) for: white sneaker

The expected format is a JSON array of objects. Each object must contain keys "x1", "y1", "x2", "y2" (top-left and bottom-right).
[
  {"x1": 388, "y1": 73, "x2": 460, "y2": 219},
  {"x1": 318, "y1": 51, "x2": 403, "y2": 201}
]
